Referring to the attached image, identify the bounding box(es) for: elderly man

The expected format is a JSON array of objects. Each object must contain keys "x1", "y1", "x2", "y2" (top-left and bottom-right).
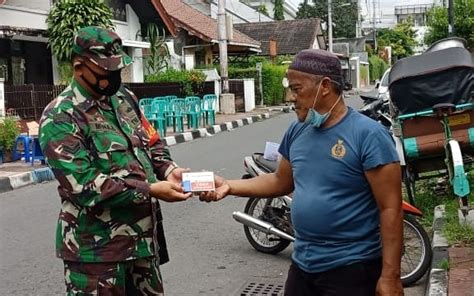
[
  {"x1": 39, "y1": 26, "x2": 191, "y2": 295},
  {"x1": 201, "y1": 49, "x2": 404, "y2": 296}
]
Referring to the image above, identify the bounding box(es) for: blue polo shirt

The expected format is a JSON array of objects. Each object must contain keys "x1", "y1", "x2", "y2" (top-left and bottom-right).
[{"x1": 279, "y1": 107, "x2": 399, "y2": 273}]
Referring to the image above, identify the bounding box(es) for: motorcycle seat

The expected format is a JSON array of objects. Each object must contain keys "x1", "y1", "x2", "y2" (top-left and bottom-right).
[{"x1": 253, "y1": 153, "x2": 278, "y2": 173}]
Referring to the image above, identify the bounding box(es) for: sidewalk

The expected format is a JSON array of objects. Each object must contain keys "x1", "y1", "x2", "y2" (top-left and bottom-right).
[
  {"x1": 0, "y1": 106, "x2": 290, "y2": 194},
  {"x1": 427, "y1": 205, "x2": 474, "y2": 296}
]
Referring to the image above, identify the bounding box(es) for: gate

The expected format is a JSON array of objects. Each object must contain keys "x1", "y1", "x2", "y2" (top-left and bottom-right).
[{"x1": 4, "y1": 84, "x2": 66, "y2": 120}]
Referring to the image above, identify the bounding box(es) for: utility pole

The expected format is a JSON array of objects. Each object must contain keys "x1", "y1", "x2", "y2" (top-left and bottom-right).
[
  {"x1": 448, "y1": 0, "x2": 454, "y2": 36},
  {"x1": 218, "y1": 0, "x2": 229, "y2": 93},
  {"x1": 356, "y1": 0, "x2": 362, "y2": 37},
  {"x1": 328, "y1": 0, "x2": 333, "y2": 52},
  {"x1": 372, "y1": 0, "x2": 377, "y2": 51}
]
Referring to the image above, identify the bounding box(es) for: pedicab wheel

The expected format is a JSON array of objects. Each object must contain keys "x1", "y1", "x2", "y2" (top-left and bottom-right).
[
  {"x1": 401, "y1": 215, "x2": 432, "y2": 286},
  {"x1": 243, "y1": 198, "x2": 291, "y2": 254}
]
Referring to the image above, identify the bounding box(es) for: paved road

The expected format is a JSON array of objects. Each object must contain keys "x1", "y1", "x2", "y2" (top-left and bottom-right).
[{"x1": 0, "y1": 96, "x2": 425, "y2": 295}]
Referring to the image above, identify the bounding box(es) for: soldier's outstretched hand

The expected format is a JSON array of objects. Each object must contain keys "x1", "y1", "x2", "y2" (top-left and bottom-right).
[
  {"x1": 166, "y1": 167, "x2": 191, "y2": 186},
  {"x1": 150, "y1": 181, "x2": 192, "y2": 202},
  {"x1": 199, "y1": 175, "x2": 230, "y2": 202}
]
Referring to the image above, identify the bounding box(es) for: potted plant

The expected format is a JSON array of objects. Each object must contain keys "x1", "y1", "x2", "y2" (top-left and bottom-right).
[{"x1": 0, "y1": 116, "x2": 21, "y2": 162}]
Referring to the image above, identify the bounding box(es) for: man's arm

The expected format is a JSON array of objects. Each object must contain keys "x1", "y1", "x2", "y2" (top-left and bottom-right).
[
  {"x1": 365, "y1": 162, "x2": 404, "y2": 294},
  {"x1": 201, "y1": 157, "x2": 294, "y2": 201}
]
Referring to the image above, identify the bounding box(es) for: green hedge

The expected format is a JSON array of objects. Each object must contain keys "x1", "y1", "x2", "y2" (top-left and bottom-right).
[
  {"x1": 262, "y1": 63, "x2": 287, "y2": 105},
  {"x1": 145, "y1": 69, "x2": 206, "y2": 96},
  {"x1": 369, "y1": 56, "x2": 389, "y2": 82},
  {"x1": 228, "y1": 64, "x2": 288, "y2": 106}
]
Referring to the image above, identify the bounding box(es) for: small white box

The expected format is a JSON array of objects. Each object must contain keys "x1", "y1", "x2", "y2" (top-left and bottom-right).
[{"x1": 182, "y1": 172, "x2": 215, "y2": 192}]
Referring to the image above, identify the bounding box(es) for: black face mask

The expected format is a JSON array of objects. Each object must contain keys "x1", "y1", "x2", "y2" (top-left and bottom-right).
[{"x1": 82, "y1": 65, "x2": 122, "y2": 96}]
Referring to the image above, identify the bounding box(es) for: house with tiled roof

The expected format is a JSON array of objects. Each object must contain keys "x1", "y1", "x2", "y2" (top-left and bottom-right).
[
  {"x1": 234, "y1": 18, "x2": 326, "y2": 56},
  {"x1": 155, "y1": 0, "x2": 261, "y2": 69}
]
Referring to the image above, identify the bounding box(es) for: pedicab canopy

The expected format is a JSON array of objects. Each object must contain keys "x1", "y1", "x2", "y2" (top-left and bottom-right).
[{"x1": 388, "y1": 46, "x2": 473, "y2": 115}]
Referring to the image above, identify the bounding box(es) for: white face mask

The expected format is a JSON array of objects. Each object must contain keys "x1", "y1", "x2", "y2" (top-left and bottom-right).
[{"x1": 305, "y1": 80, "x2": 342, "y2": 128}]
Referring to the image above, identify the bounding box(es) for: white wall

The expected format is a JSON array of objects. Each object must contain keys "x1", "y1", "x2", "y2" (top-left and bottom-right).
[
  {"x1": 3, "y1": 0, "x2": 51, "y2": 11},
  {"x1": 244, "y1": 79, "x2": 255, "y2": 112},
  {"x1": 0, "y1": 4, "x2": 48, "y2": 30},
  {"x1": 0, "y1": 79, "x2": 5, "y2": 117}
]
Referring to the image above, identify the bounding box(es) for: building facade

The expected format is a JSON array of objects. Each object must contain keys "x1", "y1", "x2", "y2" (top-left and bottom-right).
[{"x1": 0, "y1": 0, "x2": 149, "y2": 85}]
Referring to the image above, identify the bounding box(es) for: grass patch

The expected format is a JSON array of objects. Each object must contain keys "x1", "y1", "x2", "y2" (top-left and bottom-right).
[
  {"x1": 405, "y1": 167, "x2": 474, "y2": 246},
  {"x1": 443, "y1": 198, "x2": 474, "y2": 247},
  {"x1": 437, "y1": 258, "x2": 450, "y2": 270}
]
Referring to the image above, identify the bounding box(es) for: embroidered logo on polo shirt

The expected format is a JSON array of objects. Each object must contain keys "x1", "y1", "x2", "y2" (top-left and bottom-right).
[{"x1": 331, "y1": 140, "x2": 346, "y2": 159}]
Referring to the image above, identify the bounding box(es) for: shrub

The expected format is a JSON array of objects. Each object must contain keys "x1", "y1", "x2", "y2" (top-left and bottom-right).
[
  {"x1": 228, "y1": 63, "x2": 288, "y2": 106},
  {"x1": 47, "y1": 0, "x2": 113, "y2": 63},
  {"x1": 360, "y1": 65, "x2": 369, "y2": 84},
  {"x1": 0, "y1": 117, "x2": 21, "y2": 151},
  {"x1": 369, "y1": 55, "x2": 389, "y2": 82},
  {"x1": 262, "y1": 63, "x2": 288, "y2": 105},
  {"x1": 145, "y1": 69, "x2": 206, "y2": 96}
]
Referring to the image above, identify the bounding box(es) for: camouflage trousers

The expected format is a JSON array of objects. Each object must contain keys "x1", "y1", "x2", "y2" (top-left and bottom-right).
[{"x1": 63, "y1": 257, "x2": 164, "y2": 295}]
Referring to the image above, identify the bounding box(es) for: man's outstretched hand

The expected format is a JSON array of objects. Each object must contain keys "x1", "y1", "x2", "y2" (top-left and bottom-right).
[
  {"x1": 166, "y1": 167, "x2": 190, "y2": 185},
  {"x1": 199, "y1": 174, "x2": 231, "y2": 202}
]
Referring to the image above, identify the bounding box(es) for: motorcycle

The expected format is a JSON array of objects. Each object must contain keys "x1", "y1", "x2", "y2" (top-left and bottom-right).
[
  {"x1": 359, "y1": 95, "x2": 392, "y2": 128},
  {"x1": 233, "y1": 149, "x2": 432, "y2": 286}
]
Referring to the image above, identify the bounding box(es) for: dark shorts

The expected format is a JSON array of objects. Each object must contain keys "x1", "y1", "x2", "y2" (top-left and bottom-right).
[
  {"x1": 63, "y1": 257, "x2": 163, "y2": 296},
  {"x1": 284, "y1": 258, "x2": 382, "y2": 296}
]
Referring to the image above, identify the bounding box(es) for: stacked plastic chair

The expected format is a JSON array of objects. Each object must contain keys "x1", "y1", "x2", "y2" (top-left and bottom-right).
[
  {"x1": 149, "y1": 99, "x2": 169, "y2": 137},
  {"x1": 166, "y1": 99, "x2": 186, "y2": 133},
  {"x1": 184, "y1": 96, "x2": 202, "y2": 129},
  {"x1": 202, "y1": 94, "x2": 217, "y2": 126}
]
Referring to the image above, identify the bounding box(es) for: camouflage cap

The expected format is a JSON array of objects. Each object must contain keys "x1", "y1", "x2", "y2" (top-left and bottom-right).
[{"x1": 72, "y1": 26, "x2": 132, "y2": 71}]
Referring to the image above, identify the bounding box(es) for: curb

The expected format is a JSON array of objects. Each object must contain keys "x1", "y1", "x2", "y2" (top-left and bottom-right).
[
  {"x1": 426, "y1": 205, "x2": 448, "y2": 296},
  {"x1": 0, "y1": 167, "x2": 55, "y2": 194},
  {"x1": 0, "y1": 109, "x2": 287, "y2": 193},
  {"x1": 162, "y1": 111, "x2": 277, "y2": 146}
]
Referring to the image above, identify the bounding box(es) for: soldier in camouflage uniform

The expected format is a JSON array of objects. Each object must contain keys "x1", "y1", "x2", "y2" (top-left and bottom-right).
[{"x1": 39, "y1": 26, "x2": 192, "y2": 295}]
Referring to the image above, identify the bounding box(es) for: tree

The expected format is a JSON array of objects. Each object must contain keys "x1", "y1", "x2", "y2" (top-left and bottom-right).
[
  {"x1": 274, "y1": 0, "x2": 285, "y2": 21},
  {"x1": 377, "y1": 19, "x2": 417, "y2": 60},
  {"x1": 143, "y1": 24, "x2": 170, "y2": 75},
  {"x1": 424, "y1": 0, "x2": 474, "y2": 49},
  {"x1": 296, "y1": 0, "x2": 358, "y2": 38},
  {"x1": 47, "y1": 0, "x2": 114, "y2": 63},
  {"x1": 257, "y1": 4, "x2": 270, "y2": 17}
]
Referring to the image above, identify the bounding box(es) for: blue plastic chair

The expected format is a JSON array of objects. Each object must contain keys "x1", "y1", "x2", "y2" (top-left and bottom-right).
[
  {"x1": 30, "y1": 137, "x2": 45, "y2": 165},
  {"x1": 185, "y1": 96, "x2": 202, "y2": 129},
  {"x1": 149, "y1": 99, "x2": 168, "y2": 137},
  {"x1": 166, "y1": 99, "x2": 186, "y2": 133},
  {"x1": 12, "y1": 135, "x2": 32, "y2": 162},
  {"x1": 165, "y1": 95, "x2": 178, "y2": 102},
  {"x1": 139, "y1": 98, "x2": 153, "y2": 109},
  {"x1": 202, "y1": 94, "x2": 217, "y2": 126},
  {"x1": 139, "y1": 98, "x2": 154, "y2": 118}
]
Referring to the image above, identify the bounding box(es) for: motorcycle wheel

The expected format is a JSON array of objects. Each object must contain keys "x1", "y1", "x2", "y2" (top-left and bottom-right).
[
  {"x1": 401, "y1": 214, "x2": 432, "y2": 286},
  {"x1": 243, "y1": 198, "x2": 291, "y2": 254}
]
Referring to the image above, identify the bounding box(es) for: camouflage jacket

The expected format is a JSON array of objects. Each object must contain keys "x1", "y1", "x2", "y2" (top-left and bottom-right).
[{"x1": 39, "y1": 79, "x2": 177, "y2": 262}]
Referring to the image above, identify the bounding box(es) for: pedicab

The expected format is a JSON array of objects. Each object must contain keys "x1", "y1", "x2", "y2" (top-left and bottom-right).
[{"x1": 388, "y1": 38, "x2": 473, "y2": 214}]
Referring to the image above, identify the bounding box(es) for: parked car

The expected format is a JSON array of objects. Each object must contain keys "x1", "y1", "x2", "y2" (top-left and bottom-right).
[{"x1": 376, "y1": 68, "x2": 391, "y2": 101}]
